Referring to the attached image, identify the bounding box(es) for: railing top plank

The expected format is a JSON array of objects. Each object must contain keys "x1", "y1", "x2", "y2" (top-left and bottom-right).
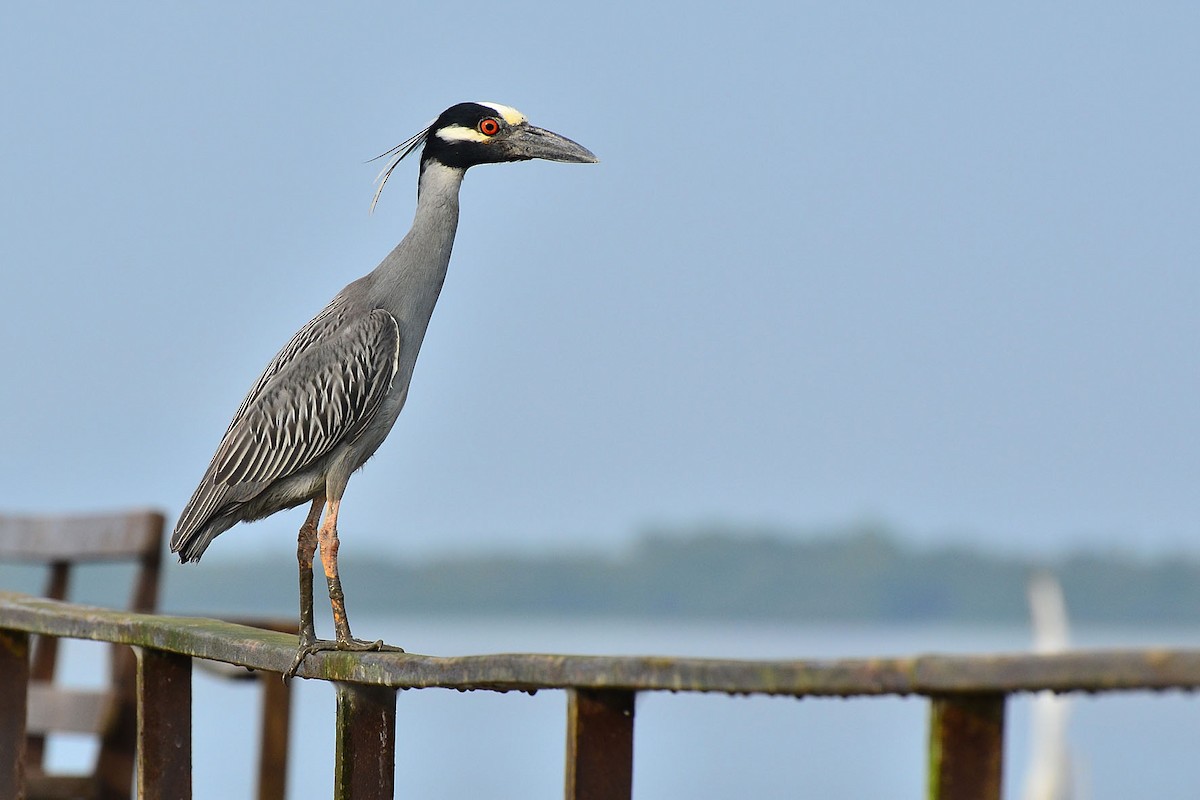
[{"x1": 2, "y1": 591, "x2": 1199, "y2": 697}]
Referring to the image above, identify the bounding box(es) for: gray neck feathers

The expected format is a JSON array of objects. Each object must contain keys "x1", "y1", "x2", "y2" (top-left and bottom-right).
[{"x1": 367, "y1": 161, "x2": 465, "y2": 326}]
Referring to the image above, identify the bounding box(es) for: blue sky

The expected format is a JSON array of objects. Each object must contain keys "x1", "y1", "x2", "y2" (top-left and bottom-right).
[{"x1": 1, "y1": 2, "x2": 1197, "y2": 560}]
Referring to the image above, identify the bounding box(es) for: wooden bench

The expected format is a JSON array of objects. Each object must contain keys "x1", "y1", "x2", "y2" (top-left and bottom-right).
[
  {"x1": 0, "y1": 510, "x2": 163, "y2": 800},
  {"x1": 0, "y1": 510, "x2": 296, "y2": 800}
]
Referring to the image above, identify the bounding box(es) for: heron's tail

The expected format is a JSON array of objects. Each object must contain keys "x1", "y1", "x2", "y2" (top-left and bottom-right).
[
  {"x1": 171, "y1": 521, "x2": 230, "y2": 563},
  {"x1": 171, "y1": 479, "x2": 236, "y2": 562}
]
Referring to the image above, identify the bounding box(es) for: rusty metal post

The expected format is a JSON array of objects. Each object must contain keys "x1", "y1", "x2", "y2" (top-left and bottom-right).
[
  {"x1": 333, "y1": 682, "x2": 397, "y2": 800},
  {"x1": 256, "y1": 671, "x2": 292, "y2": 800},
  {"x1": 136, "y1": 647, "x2": 192, "y2": 800},
  {"x1": 565, "y1": 688, "x2": 635, "y2": 800},
  {"x1": 0, "y1": 629, "x2": 30, "y2": 800},
  {"x1": 928, "y1": 692, "x2": 1005, "y2": 800}
]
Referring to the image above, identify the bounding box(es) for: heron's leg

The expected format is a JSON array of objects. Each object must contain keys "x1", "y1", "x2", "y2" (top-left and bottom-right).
[
  {"x1": 296, "y1": 497, "x2": 324, "y2": 645},
  {"x1": 316, "y1": 499, "x2": 402, "y2": 653},
  {"x1": 285, "y1": 498, "x2": 403, "y2": 679},
  {"x1": 316, "y1": 498, "x2": 356, "y2": 642},
  {"x1": 284, "y1": 497, "x2": 325, "y2": 681}
]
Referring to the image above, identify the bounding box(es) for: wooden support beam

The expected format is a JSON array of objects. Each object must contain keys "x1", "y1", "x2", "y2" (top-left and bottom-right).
[
  {"x1": 0, "y1": 629, "x2": 30, "y2": 800},
  {"x1": 25, "y1": 563, "x2": 68, "y2": 772},
  {"x1": 565, "y1": 688, "x2": 635, "y2": 800},
  {"x1": 137, "y1": 648, "x2": 192, "y2": 800},
  {"x1": 928, "y1": 692, "x2": 1005, "y2": 800},
  {"x1": 333, "y1": 682, "x2": 397, "y2": 800}
]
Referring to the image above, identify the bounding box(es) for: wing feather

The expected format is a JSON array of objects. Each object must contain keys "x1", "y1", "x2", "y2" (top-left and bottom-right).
[
  {"x1": 172, "y1": 305, "x2": 400, "y2": 551},
  {"x1": 211, "y1": 308, "x2": 400, "y2": 486}
]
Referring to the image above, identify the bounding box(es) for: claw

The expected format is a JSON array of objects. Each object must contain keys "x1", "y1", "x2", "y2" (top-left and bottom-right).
[
  {"x1": 283, "y1": 636, "x2": 405, "y2": 682},
  {"x1": 339, "y1": 637, "x2": 391, "y2": 652},
  {"x1": 284, "y1": 642, "x2": 316, "y2": 682}
]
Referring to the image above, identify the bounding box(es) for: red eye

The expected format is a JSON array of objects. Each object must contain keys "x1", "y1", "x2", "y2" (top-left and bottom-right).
[{"x1": 478, "y1": 117, "x2": 501, "y2": 136}]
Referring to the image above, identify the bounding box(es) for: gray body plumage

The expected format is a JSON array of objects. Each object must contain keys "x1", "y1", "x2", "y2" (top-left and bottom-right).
[{"x1": 172, "y1": 163, "x2": 464, "y2": 560}]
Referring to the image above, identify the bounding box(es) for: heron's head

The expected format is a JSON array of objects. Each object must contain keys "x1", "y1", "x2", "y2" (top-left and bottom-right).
[{"x1": 371, "y1": 102, "x2": 598, "y2": 210}]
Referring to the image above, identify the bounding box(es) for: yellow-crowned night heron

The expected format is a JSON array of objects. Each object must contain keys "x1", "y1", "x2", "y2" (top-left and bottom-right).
[{"x1": 171, "y1": 102, "x2": 597, "y2": 676}]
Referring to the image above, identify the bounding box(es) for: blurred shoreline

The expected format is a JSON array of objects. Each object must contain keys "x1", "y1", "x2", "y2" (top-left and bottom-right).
[{"x1": 5, "y1": 524, "x2": 1196, "y2": 625}]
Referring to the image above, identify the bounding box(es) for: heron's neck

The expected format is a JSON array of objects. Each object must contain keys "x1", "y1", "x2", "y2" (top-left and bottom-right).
[{"x1": 369, "y1": 161, "x2": 465, "y2": 317}]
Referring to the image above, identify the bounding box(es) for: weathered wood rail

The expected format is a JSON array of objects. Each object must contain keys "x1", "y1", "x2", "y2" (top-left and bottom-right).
[{"x1": 2, "y1": 590, "x2": 1199, "y2": 799}]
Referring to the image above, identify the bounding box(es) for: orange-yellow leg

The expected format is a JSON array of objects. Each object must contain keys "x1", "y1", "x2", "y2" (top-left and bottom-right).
[
  {"x1": 316, "y1": 498, "x2": 372, "y2": 645},
  {"x1": 285, "y1": 497, "x2": 402, "y2": 681}
]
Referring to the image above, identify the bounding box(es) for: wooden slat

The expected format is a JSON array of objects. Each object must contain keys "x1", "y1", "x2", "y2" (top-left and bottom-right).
[
  {"x1": 137, "y1": 648, "x2": 192, "y2": 800},
  {"x1": 565, "y1": 689, "x2": 634, "y2": 800},
  {"x1": 25, "y1": 773, "x2": 98, "y2": 799},
  {"x1": 0, "y1": 511, "x2": 164, "y2": 562},
  {"x1": 928, "y1": 693, "x2": 1005, "y2": 800},
  {"x1": 0, "y1": 629, "x2": 30, "y2": 800},
  {"x1": 26, "y1": 684, "x2": 115, "y2": 735}
]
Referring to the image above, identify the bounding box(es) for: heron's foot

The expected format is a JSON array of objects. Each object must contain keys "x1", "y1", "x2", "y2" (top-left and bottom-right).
[
  {"x1": 340, "y1": 636, "x2": 404, "y2": 653},
  {"x1": 283, "y1": 637, "x2": 405, "y2": 682}
]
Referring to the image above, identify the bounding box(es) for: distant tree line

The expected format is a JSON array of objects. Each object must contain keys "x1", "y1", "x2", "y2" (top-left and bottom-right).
[
  {"x1": 168, "y1": 524, "x2": 1200, "y2": 623},
  {"x1": 6, "y1": 524, "x2": 1197, "y2": 623}
]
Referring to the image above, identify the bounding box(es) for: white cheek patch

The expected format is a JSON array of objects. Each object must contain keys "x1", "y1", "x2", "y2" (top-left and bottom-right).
[
  {"x1": 435, "y1": 124, "x2": 491, "y2": 144},
  {"x1": 477, "y1": 102, "x2": 527, "y2": 125}
]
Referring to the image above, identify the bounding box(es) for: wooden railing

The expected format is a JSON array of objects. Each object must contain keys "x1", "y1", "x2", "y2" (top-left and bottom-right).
[{"x1": 3, "y1": 590, "x2": 1200, "y2": 799}]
